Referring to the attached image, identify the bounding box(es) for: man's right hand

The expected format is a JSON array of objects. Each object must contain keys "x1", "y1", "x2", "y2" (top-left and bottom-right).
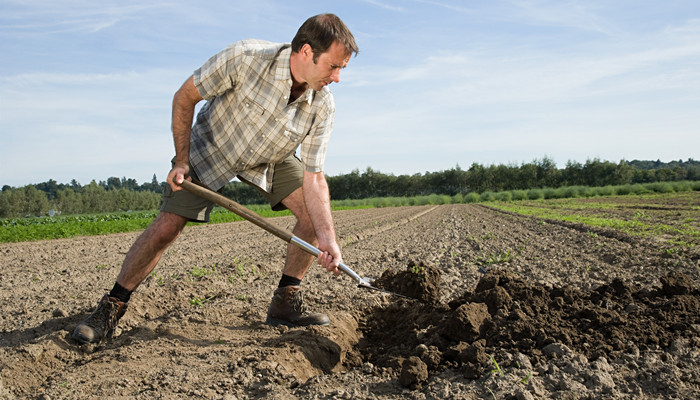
[{"x1": 166, "y1": 163, "x2": 190, "y2": 191}]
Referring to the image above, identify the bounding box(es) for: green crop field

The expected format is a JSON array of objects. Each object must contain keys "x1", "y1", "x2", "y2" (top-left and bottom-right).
[
  {"x1": 1, "y1": 183, "x2": 698, "y2": 244},
  {"x1": 487, "y1": 191, "x2": 700, "y2": 248}
]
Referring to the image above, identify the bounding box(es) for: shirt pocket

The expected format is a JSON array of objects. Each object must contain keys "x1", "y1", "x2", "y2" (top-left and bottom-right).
[
  {"x1": 237, "y1": 96, "x2": 268, "y2": 134},
  {"x1": 281, "y1": 107, "x2": 306, "y2": 143},
  {"x1": 282, "y1": 128, "x2": 305, "y2": 144}
]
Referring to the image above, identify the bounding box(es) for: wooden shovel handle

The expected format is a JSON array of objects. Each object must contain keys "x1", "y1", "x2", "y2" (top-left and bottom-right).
[{"x1": 178, "y1": 179, "x2": 293, "y2": 243}]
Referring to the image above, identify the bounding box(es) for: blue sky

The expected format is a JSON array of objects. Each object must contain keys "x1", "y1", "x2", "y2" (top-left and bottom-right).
[{"x1": 1, "y1": 0, "x2": 698, "y2": 187}]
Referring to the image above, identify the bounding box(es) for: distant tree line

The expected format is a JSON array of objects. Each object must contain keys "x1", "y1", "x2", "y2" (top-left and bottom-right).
[
  {"x1": 326, "y1": 157, "x2": 700, "y2": 199},
  {"x1": 0, "y1": 175, "x2": 165, "y2": 218},
  {"x1": 1, "y1": 158, "x2": 698, "y2": 218}
]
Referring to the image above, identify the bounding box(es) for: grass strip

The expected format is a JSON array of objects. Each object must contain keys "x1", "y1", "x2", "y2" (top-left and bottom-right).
[
  {"x1": 0, "y1": 205, "x2": 374, "y2": 243},
  {"x1": 491, "y1": 200, "x2": 699, "y2": 245}
]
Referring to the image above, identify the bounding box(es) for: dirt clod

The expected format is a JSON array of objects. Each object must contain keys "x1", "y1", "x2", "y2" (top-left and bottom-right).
[
  {"x1": 440, "y1": 302, "x2": 491, "y2": 342},
  {"x1": 374, "y1": 260, "x2": 441, "y2": 303},
  {"x1": 398, "y1": 356, "x2": 428, "y2": 388}
]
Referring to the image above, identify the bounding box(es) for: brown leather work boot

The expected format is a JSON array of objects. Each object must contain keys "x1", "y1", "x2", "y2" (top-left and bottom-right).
[
  {"x1": 266, "y1": 286, "x2": 330, "y2": 327},
  {"x1": 72, "y1": 294, "x2": 128, "y2": 344}
]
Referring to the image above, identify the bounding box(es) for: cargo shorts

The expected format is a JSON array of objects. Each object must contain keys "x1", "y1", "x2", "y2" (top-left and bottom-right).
[{"x1": 160, "y1": 155, "x2": 304, "y2": 222}]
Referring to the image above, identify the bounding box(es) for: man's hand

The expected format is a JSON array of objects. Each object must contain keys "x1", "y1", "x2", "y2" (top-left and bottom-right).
[
  {"x1": 317, "y1": 240, "x2": 342, "y2": 276},
  {"x1": 166, "y1": 163, "x2": 190, "y2": 192}
]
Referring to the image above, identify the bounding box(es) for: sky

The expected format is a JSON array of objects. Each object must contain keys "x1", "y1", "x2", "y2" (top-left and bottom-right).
[{"x1": 1, "y1": 0, "x2": 699, "y2": 187}]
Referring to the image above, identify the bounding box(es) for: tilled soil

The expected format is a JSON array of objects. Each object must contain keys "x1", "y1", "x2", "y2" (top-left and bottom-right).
[{"x1": 1, "y1": 201, "x2": 699, "y2": 399}]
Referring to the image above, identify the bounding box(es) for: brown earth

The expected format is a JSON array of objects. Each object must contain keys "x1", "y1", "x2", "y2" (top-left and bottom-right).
[{"x1": 1, "y1": 197, "x2": 699, "y2": 399}]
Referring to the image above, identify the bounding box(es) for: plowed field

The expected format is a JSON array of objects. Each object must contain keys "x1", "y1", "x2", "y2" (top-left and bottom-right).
[{"x1": 1, "y1": 192, "x2": 699, "y2": 399}]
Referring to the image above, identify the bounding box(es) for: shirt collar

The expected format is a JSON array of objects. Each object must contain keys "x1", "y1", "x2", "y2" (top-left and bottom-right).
[{"x1": 275, "y1": 45, "x2": 314, "y2": 105}]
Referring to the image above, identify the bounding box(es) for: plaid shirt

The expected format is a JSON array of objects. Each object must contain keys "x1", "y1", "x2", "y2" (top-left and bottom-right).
[{"x1": 190, "y1": 39, "x2": 334, "y2": 192}]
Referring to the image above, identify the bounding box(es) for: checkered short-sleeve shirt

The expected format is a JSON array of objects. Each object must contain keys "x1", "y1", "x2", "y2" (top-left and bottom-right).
[{"x1": 190, "y1": 39, "x2": 335, "y2": 192}]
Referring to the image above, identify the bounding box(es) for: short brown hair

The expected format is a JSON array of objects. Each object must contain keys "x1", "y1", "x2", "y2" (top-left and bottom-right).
[{"x1": 291, "y1": 13, "x2": 358, "y2": 62}]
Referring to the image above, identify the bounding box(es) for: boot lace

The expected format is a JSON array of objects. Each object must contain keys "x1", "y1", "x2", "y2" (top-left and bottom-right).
[
  {"x1": 85, "y1": 297, "x2": 124, "y2": 337},
  {"x1": 289, "y1": 290, "x2": 307, "y2": 314}
]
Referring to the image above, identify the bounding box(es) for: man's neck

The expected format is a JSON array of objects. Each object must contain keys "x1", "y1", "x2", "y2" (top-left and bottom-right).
[
  {"x1": 289, "y1": 83, "x2": 307, "y2": 104},
  {"x1": 288, "y1": 51, "x2": 308, "y2": 103}
]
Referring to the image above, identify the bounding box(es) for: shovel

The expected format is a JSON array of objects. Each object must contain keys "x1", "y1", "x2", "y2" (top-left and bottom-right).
[{"x1": 177, "y1": 179, "x2": 411, "y2": 299}]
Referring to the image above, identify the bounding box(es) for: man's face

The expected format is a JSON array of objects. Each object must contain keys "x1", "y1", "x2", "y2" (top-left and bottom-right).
[{"x1": 305, "y1": 41, "x2": 351, "y2": 91}]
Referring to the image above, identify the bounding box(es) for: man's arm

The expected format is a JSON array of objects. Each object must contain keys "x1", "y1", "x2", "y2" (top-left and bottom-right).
[
  {"x1": 302, "y1": 170, "x2": 342, "y2": 275},
  {"x1": 167, "y1": 75, "x2": 204, "y2": 191}
]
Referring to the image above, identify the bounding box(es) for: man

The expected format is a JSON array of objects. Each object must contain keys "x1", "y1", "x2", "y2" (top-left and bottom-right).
[{"x1": 72, "y1": 13, "x2": 358, "y2": 344}]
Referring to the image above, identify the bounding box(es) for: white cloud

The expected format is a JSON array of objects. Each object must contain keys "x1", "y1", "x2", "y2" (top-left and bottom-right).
[
  {"x1": 0, "y1": 69, "x2": 182, "y2": 185},
  {"x1": 360, "y1": 0, "x2": 406, "y2": 12},
  {"x1": 0, "y1": 1, "x2": 167, "y2": 35}
]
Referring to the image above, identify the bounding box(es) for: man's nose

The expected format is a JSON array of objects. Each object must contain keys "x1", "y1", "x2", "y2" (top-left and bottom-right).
[{"x1": 330, "y1": 69, "x2": 341, "y2": 83}]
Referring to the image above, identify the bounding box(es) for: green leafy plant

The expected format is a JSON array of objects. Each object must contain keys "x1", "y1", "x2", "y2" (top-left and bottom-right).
[
  {"x1": 189, "y1": 294, "x2": 215, "y2": 307},
  {"x1": 488, "y1": 354, "x2": 502, "y2": 376},
  {"x1": 150, "y1": 272, "x2": 165, "y2": 286},
  {"x1": 234, "y1": 294, "x2": 249, "y2": 302},
  {"x1": 189, "y1": 266, "x2": 211, "y2": 278},
  {"x1": 410, "y1": 264, "x2": 424, "y2": 275},
  {"x1": 189, "y1": 297, "x2": 205, "y2": 307},
  {"x1": 477, "y1": 250, "x2": 513, "y2": 266},
  {"x1": 59, "y1": 380, "x2": 71, "y2": 393},
  {"x1": 486, "y1": 387, "x2": 496, "y2": 399},
  {"x1": 227, "y1": 257, "x2": 262, "y2": 282},
  {"x1": 520, "y1": 370, "x2": 532, "y2": 385}
]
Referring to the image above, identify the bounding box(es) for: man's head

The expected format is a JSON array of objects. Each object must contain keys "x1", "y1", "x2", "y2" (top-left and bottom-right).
[
  {"x1": 291, "y1": 13, "x2": 358, "y2": 63},
  {"x1": 290, "y1": 14, "x2": 358, "y2": 91}
]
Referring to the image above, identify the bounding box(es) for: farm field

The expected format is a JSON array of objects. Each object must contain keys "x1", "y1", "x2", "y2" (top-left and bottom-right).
[{"x1": 1, "y1": 192, "x2": 698, "y2": 399}]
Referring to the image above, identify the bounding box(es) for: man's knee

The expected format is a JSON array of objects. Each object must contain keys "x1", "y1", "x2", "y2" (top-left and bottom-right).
[
  {"x1": 282, "y1": 189, "x2": 315, "y2": 238},
  {"x1": 148, "y1": 212, "x2": 188, "y2": 245}
]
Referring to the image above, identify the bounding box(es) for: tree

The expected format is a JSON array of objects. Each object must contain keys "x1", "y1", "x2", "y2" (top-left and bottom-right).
[
  {"x1": 55, "y1": 188, "x2": 83, "y2": 215},
  {"x1": 24, "y1": 186, "x2": 50, "y2": 216}
]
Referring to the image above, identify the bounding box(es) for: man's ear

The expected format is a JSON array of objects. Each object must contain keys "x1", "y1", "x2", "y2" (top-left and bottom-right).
[{"x1": 300, "y1": 43, "x2": 314, "y2": 60}]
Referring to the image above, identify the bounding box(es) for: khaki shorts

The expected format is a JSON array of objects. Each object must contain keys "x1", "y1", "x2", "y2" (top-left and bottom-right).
[{"x1": 160, "y1": 155, "x2": 304, "y2": 222}]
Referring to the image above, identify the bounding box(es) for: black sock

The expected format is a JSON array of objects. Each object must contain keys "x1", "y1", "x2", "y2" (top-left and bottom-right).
[
  {"x1": 109, "y1": 282, "x2": 133, "y2": 303},
  {"x1": 278, "y1": 274, "x2": 302, "y2": 288}
]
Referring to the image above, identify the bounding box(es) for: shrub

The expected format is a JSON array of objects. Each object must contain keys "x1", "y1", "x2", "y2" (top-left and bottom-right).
[
  {"x1": 647, "y1": 182, "x2": 673, "y2": 193},
  {"x1": 670, "y1": 181, "x2": 691, "y2": 192},
  {"x1": 543, "y1": 188, "x2": 559, "y2": 199},
  {"x1": 527, "y1": 189, "x2": 544, "y2": 200},
  {"x1": 479, "y1": 191, "x2": 495, "y2": 202},
  {"x1": 463, "y1": 192, "x2": 480, "y2": 203},
  {"x1": 593, "y1": 186, "x2": 615, "y2": 196},
  {"x1": 495, "y1": 191, "x2": 512, "y2": 201},
  {"x1": 510, "y1": 190, "x2": 528, "y2": 201}
]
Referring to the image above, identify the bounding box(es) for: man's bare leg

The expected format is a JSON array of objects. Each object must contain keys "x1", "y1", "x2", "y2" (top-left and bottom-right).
[
  {"x1": 279, "y1": 187, "x2": 317, "y2": 279},
  {"x1": 72, "y1": 211, "x2": 188, "y2": 343},
  {"x1": 116, "y1": 211, "x2": 189, "y2": 290}
]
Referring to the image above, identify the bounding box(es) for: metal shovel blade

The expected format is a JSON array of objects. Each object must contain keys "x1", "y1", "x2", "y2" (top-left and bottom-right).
[
  {"x1": 357, "y1": 280, "x2": 414, "y2": 299},
  {"x1": 290, "y1": 237, "x2": 414, "y2": 300}
]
